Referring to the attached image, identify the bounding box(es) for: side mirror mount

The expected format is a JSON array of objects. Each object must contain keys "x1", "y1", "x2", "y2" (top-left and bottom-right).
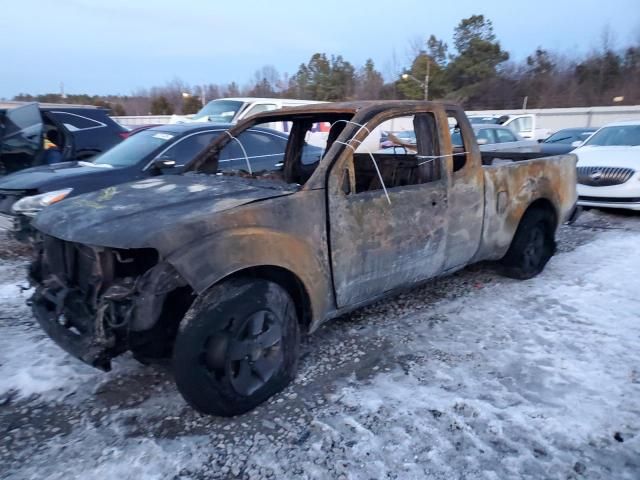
[
  {"x1": 477, "y1": 138, "x2": 488, "y2": 145},
  {"x1": 537, "y1": 138, "x2": 544, "y2": 143},
  {"x1": 153, "y1": 156, "x2": 176, "y2": 170},
  {"x1": 571, "y1": 140, "x2": 583, "y2": 148}
]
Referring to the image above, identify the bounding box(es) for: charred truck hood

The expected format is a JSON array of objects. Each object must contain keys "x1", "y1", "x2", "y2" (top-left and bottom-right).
[
  {"x1": 32, "y1": 175, "x2": 297, "y2": 251},
  {"x1": 30, "y1": 174, "x2": 297, "y2": 371}
]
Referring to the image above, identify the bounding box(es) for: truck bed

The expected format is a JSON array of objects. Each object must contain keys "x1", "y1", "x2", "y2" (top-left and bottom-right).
[
  {"x1": 474, "y1": 153, "x2": 578, "y2": 261},
  {"x1": 480, "y1": 151, "x2": 553, "y2": 165}
]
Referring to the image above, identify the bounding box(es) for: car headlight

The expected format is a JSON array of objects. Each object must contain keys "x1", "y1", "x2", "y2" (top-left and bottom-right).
[{"x1": 11, "y1": 188, "x2": 73, "y2": 217}]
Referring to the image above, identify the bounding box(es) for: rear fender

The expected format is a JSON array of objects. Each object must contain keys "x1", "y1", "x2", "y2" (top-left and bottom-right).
[{"x1": 475, "y1": 155, "x2": 576, "y2": 261}]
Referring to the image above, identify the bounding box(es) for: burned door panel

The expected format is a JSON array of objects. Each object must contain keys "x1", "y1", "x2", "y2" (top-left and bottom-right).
[
  {"x1": 328, "y1": 184, "x2": 448, "y2": 306},
  {"x1": 326, "y1": 112, "x2": 449, "y2": 307}
]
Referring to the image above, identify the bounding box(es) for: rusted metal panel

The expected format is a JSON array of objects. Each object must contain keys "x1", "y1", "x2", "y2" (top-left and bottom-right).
[
  {"x1": 324, "y1": 105, "x2": 453, "y2": 307},
  {"x1": 328, "y1": 181, "x2": 448, "y2": 307},
  {"x1": 165, "y1": 190, "x2": 334, "y2": 332},
  {"x1": 441, "y1": 108, "x2": 486, "y2": 270},
  {"x1": 474, "y1": 153, "x2": 578, "y2": 261}
]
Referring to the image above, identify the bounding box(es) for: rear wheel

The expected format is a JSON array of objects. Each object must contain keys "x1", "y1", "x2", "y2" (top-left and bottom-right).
[
  {"x1": 173, "y1": 278, "x2": 299, "y2": 416},
  {"x1": 500, "y1": 208, "x2": 556, "y2": 279}
]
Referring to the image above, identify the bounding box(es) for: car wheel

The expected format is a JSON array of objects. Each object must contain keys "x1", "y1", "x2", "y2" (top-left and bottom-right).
[
  {"x1": 173, "y1": 278, "x2": 299, "y2": 416},
  {"x1": 500, "y1": 208, "x2": 556, "y2": 279}
]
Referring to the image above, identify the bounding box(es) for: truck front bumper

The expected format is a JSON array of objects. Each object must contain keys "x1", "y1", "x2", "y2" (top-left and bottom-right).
[{"x1": 31, "y1": 288, "x2": 119, "y2": 371}]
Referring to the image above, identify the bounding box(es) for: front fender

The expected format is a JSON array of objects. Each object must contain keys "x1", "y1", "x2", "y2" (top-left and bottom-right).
[{"x1": 165, "y1": 227, "x2": 334, "y2": 328}]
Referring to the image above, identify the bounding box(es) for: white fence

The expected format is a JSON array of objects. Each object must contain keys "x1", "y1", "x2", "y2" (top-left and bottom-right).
[
  {"x1": 466, "y1": 105, "x2": 640, "y2": 131},
  {"x1": 112, "y1": 105, "x2": 640, "y2": 131},
  {"x1": 113, "y1": 115, "x2": 176, "y2": 126}
]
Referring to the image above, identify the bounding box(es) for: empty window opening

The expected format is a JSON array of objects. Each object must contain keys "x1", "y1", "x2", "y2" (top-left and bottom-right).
[
  {"x1": 447, "y1": 111, "x2": 470, "y2": 172},
  {"x1": 349, "y1": 113, "x2": 442, "y2": 194}
]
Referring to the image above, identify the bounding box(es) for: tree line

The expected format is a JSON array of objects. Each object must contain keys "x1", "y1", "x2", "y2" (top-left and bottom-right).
[{"x1": 12, "y1": 15, "x2": 640, "y2": 116}]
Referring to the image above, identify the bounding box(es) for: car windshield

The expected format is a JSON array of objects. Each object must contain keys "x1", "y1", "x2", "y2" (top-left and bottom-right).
[
  {"x1": 92, "y1": 130, "x2": 175, "y2": 167},
  {"x1": 543, "y1": 130, "x2": 580, "y2": 144},
  {"x1": 469, "y1": 117, "x2": 500, "y2": 125},
  {"x1": 583, "y1": 125, "x2": 640, "y2": 147},
  {"x1": 192, "y1": 100, "x2": 245, "y2": 122}
]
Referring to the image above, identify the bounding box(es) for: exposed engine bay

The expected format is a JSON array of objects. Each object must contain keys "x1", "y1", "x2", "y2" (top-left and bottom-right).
[{"x1": 29, "y1": 235, "x2": 194, "y2": 370}]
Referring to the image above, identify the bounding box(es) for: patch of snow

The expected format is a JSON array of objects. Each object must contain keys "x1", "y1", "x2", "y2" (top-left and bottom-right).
[
  {"x1": 0, "y1": 274, "x2": 139, "y2": 401},
  {"x1": 157, "y1": 184, "x2": 177, "y2": 193},
  {"x1": 130, "y1": 179, "x2": 165, "y2": 189},
  {"x1": 77, "y1": 161, "x2": 113, "y2": 169},
  {"x1": 8, "y1": 432, "x2": 212, "y2": 480},
  {"x1": 0, "y1": 282, "x2": 22, "y2": 300},
  {"x1": 297, "y1": 232, "x2": 640, "y2": 479},
  {"x1": 188, "y1": 184, "x2": 208, "y2": 193}
]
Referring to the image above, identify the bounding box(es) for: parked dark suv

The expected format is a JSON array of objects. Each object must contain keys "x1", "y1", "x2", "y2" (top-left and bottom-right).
[{"x1": 0, "y1": 102, "x2": 128, "y2": 175}]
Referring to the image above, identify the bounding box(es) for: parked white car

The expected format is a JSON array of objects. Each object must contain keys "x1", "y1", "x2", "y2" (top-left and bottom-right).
[
  {"x1": 470, "y1": 125, "x2": 540, "y2": 153},
  {"x1": 574, "y1": 120, "x2": 640, "y2": 211},
  {"x1": 468, "y1": 114, "x2": 551, "y2": 141},
  {"x1": 169, "y1": 97, "x2": 323, "y2": 129}
]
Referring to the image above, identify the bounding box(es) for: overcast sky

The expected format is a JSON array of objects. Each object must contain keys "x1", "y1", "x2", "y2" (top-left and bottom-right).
[{"x1": 1, "y1": 0, "x2": 638, "y2": 98}]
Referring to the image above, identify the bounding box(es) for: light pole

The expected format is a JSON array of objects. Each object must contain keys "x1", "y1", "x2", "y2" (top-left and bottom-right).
[
  {"x1": 424, "y1": 59, "x2": 430, "y2": 101},
  {"x1": 401, "y1": 58, "x2": 430, "y2": 100}
]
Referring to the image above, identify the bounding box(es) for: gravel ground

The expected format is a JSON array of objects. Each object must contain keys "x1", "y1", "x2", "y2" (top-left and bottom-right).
[{"x1": 0, "y1": 209, "x2": 639, "y2": 480}]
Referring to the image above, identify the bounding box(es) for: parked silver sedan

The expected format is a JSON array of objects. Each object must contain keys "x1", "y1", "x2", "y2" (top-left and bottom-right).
[{"x1": 452, "y1": 125, "x2": 540, "y2": 153}]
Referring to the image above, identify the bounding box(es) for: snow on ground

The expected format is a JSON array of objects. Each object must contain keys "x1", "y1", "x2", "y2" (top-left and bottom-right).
[
  {"x1": 0, "y1": 262, "x2": 100, "y2": 401},
  {"x1": 296, "y1": 232, "x2": 640, "y2": 479},
  {"x1": 1, "y1": 214, "x2": 639, "y2": 479}
]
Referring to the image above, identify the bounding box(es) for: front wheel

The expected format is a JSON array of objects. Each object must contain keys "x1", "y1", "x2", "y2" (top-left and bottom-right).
[
  {"x1": 173, "y1": 278, "x2": 299, "y2": 416},
  {"x1": 499, "y1": 208, "x2": 556, "y2": 279}
]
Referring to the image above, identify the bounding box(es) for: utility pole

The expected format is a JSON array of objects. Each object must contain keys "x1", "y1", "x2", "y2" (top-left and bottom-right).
[
  {"x1": 200, "y1": 85, "x2": 206, "y2": 107},
  {"x1": 424, "y1": 59, "x2": 430, "y2": 101}
]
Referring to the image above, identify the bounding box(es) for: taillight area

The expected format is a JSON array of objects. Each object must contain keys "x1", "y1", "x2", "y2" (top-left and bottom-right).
[{"x1": 118, "y1": 132, "x2": 130, "y2": 139}]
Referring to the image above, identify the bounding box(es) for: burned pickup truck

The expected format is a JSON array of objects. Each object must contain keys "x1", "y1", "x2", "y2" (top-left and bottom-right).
[{"x1": 28, "y1": 101, "x2": 577, "y2": 416}]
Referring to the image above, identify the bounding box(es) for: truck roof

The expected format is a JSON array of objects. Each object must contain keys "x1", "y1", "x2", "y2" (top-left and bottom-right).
[
  {"x1": 252, "y1": 100, "x2": 463, "y2": 119},
  {"x1": 221, "y1": 97, "x2": 324, "y2": 104}
]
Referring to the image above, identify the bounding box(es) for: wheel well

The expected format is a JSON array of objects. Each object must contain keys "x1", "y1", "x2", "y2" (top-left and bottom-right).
[
  {"x1": 524, "y1": 198, "x2": 558, "y2": 229},
  {"x1": 222, "y1": 266, "x2": 313, "y2": 333}
]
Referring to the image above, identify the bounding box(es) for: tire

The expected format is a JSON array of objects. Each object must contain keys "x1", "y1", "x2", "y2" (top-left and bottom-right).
[
  {"x1": 173, "y1": 278, "x2": 300, "y2": 416},
  {"x1": 500, "y1": 208, "x2": 556, "y2": 279}
]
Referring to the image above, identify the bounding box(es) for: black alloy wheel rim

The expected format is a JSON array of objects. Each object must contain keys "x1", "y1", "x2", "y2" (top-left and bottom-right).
[
  {"x1": 523, "y1": 226, "x2": 545, "y2": 271},
  {"x1": 202, "y1": 310, "x2": 284, "y2": 396}
]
